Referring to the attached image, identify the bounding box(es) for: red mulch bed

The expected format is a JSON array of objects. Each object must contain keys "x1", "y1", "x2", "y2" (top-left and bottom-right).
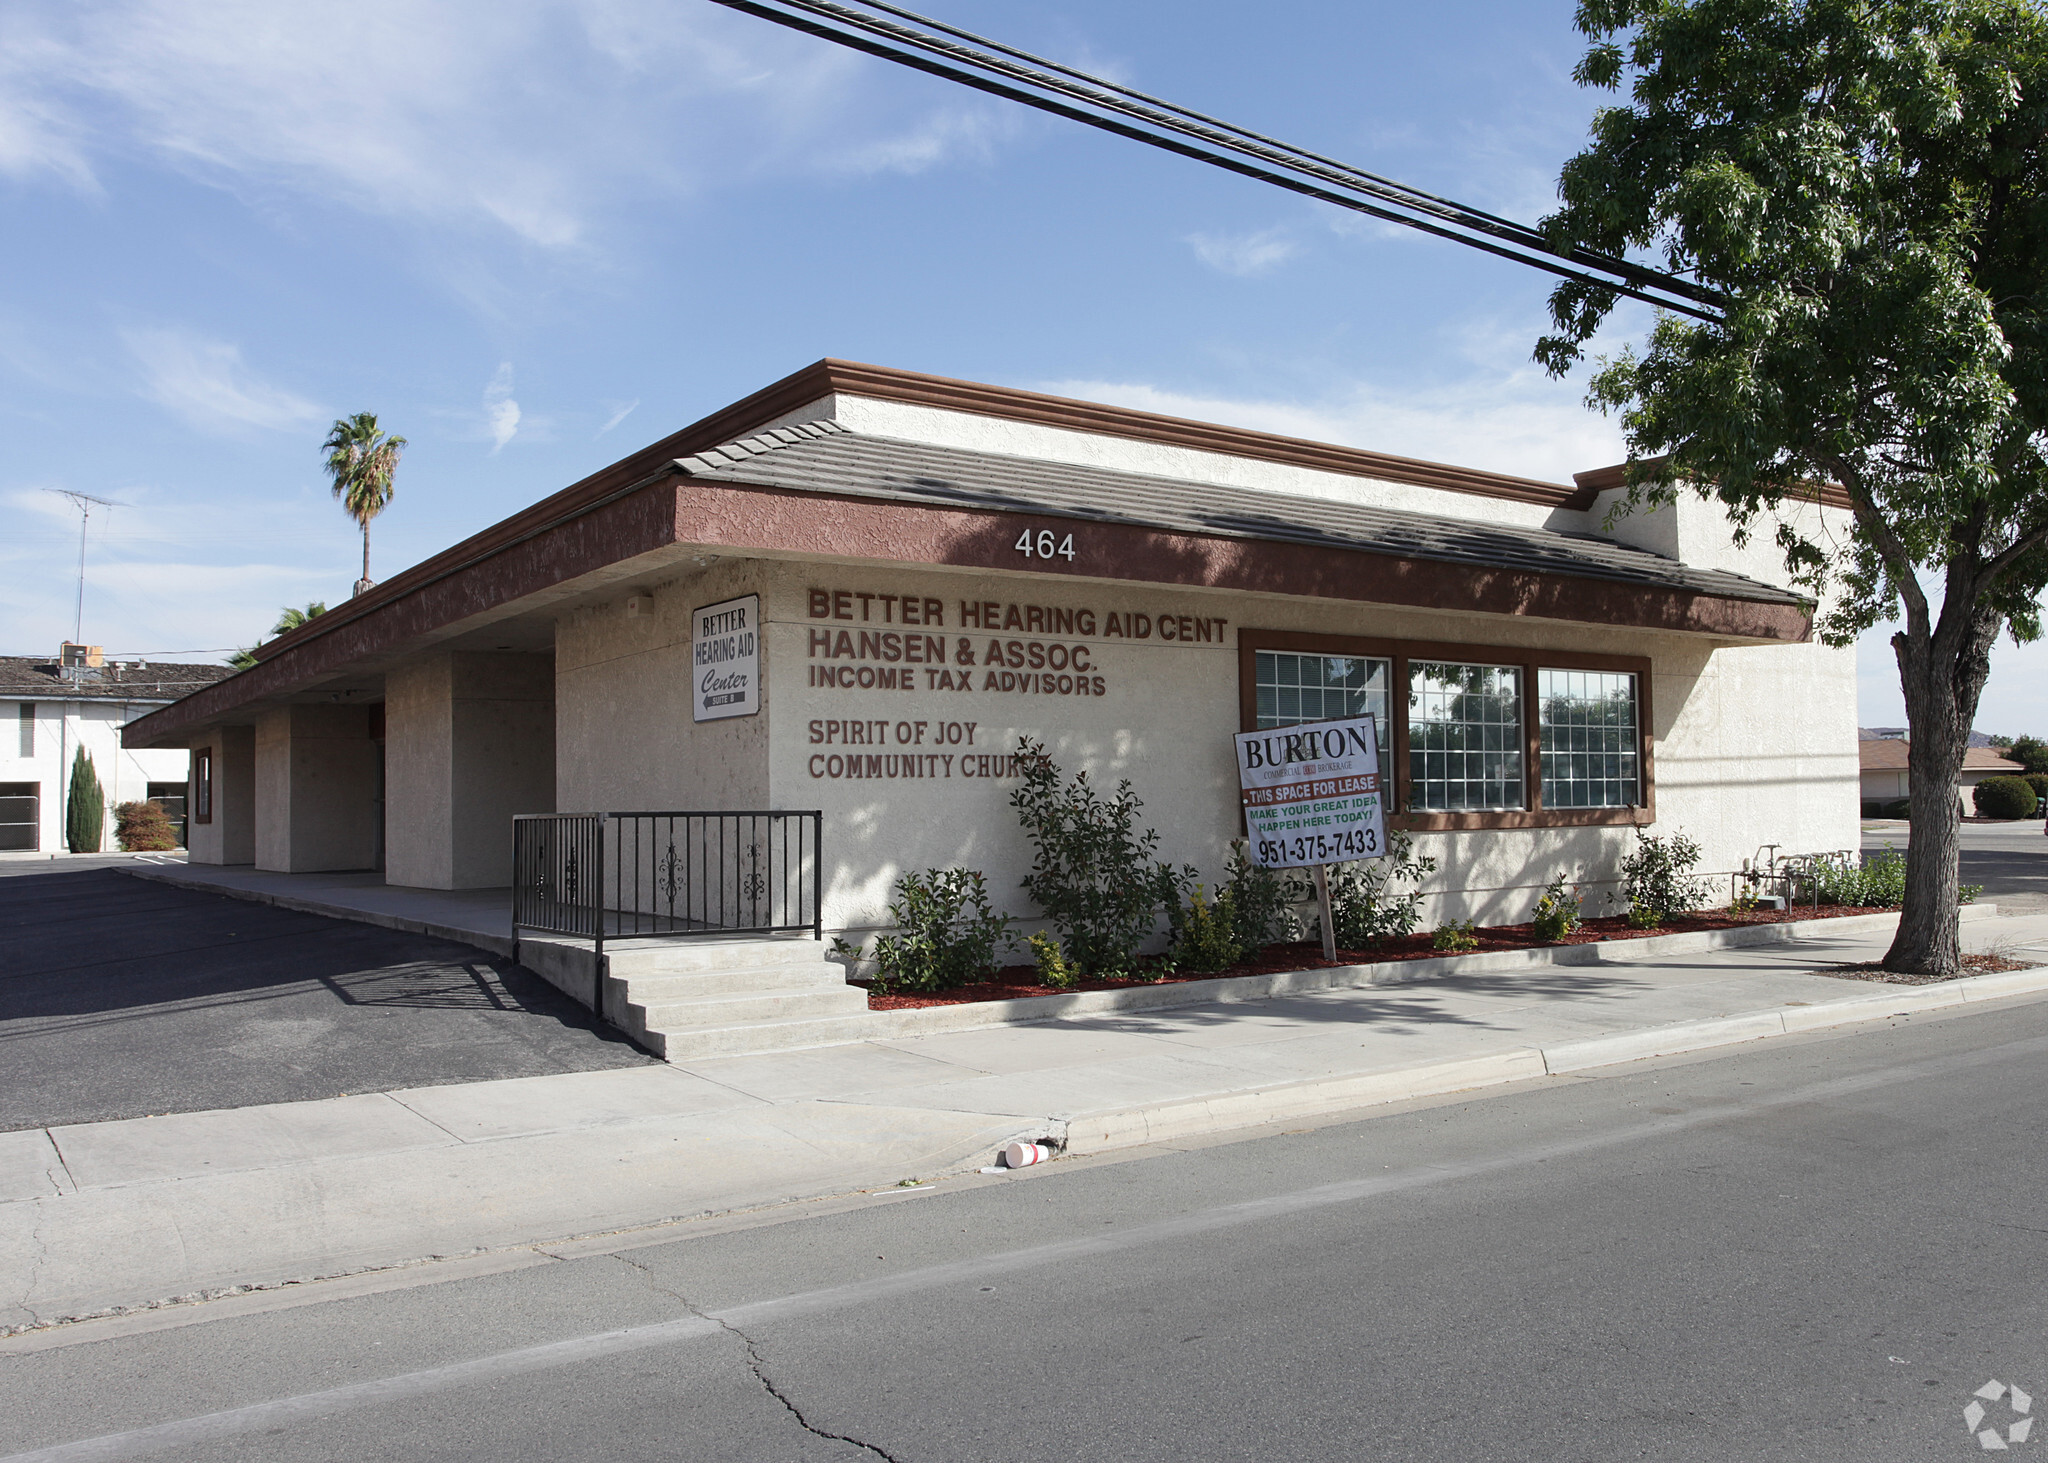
[
  {"x1": 860, "y1": 903, "x2": 1898, "y2": 1010},
  {"x1": 1817, "y1": 952, "x2": 2036, "y2": 985}
]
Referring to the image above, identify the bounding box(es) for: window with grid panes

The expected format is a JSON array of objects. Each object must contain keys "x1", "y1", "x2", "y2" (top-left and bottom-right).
[
  {"x1": 1407, "y1": 661, "x2": 1524, "y2": 811},
  {"x1": 1253, "y1": 651, "x2": 1394, "y2": 800},
  {"x1": 1538, "y1": 669, "x2": 1640, "y2": 808}
]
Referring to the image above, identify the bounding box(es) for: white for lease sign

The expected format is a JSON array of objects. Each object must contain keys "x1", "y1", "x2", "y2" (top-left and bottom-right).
[
  {"x1": 692, "y1": 594, "x2": 759, "y2": 721},
  {"x1": 1234, "y1": 715, "x2": 1386, "y2": 869}
]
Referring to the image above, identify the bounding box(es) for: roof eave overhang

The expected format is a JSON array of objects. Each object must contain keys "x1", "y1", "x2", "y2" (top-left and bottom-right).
[{"x1": 123, "y1": 472, "x2": 1812, "y2": 750}]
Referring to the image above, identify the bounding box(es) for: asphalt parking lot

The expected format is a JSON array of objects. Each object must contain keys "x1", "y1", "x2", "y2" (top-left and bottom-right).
[
  {"x1": 0, "y1": 867, "x2": 655, "y2": 1131},
  {"x1": 1863, "y1": 818, "x2": 2048, "y2": 915}
]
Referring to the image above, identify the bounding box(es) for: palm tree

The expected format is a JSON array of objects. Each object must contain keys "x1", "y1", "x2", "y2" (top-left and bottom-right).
[
  {"x1": 272, "y1": 601, "x2": 328, "y2": 635},
  {"x1": 228, "y1": 601, "x2": 329, "y2": 669},
  {"x1": 322, "y1": 413, "x2": 406, "y2": 596}
]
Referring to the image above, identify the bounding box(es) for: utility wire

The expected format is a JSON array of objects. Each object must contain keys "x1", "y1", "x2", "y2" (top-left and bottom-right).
[{"x1": 706, "y1": 0, "x2": 1721, "y2": 321}]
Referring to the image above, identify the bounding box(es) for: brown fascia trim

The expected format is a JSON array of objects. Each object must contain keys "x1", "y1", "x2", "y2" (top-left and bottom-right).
[
  {"x1": 126, "y1": 470, "x2": 1811, "y2": 750},
  {"x1": 245, "y1": 359, "x2": 1610, "y2": 673},
  {"x1": 1574, "y1": 457, "x2": 1854, "y2": 512},
  {"x1": 675, "y1": 478, "x2": 1813, "y2": 640}
]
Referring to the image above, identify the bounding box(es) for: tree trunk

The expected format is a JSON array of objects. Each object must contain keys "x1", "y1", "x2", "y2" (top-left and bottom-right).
[{"x1": 1883, "y1": 591, "x2": 1999, "y2": 974}]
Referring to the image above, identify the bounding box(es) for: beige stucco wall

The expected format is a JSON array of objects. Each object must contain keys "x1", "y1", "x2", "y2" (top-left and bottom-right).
[
  {"x1": 185, "y1": 724, "x2": 255, "y2": 865},
  {"x1": 554, "y1": 558, "x2": 771, "y2": 814},
  {"x1": 619, "y1": 557, "x2": 1861, "y2": 937},
  {"x1": 386, "y1": 652, "x2": 555, "y2": 889},
  {"x1": 253, "y1": 704, "x2": 380, "y2": 873}
]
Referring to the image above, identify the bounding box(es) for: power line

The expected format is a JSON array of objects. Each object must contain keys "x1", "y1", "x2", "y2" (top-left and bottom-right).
[{"x1": 705, "y1": 0, "x2": 1721, "y2": 321}]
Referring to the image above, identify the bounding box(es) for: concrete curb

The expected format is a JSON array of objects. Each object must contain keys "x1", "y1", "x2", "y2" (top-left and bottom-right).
[
  {"x1": 1055, "y1": 961, "x2": 2048, "y2": 1156},
  {"x1": 124, "y1": 866, "x2": 517, "y2": 958}
]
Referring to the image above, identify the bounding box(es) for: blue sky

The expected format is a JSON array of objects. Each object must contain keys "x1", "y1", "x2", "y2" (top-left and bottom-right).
[{"x1": 1, "y1": 0, "x2": 2040, "y2": 734}]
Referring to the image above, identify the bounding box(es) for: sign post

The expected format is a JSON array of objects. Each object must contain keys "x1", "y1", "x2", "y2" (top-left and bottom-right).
[{"x1": 1233, "y1": 715, "x2": 1387, "y2": 963}]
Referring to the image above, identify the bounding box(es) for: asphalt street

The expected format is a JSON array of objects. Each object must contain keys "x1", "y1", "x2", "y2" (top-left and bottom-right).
[
  {"x1": 1863, "y1": 819, "x2": 2048, "y2": 915},
  {"x1": 7, "y1": 991, "x2": 2048, "y2": 1462},
  {"x1": 0, "y1": 868, "x2": 652, "y2": 1129}
]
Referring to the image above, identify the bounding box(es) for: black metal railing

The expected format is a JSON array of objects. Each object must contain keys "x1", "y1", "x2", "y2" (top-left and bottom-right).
[{"x1": 512, "y1": 811, "x2": 823, "y2": 967}]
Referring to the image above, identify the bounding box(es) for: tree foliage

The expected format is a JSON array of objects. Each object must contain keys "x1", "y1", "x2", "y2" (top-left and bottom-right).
[
  {"x1": 229, "y1": 601, "x2": 328, "y2": 670},
  {"x1": 2006, "y1": 733, "x2": 2048, "y2": 773},
  {"x1": 1538, "y1": 0, "x2": 2048, "y2": 972},
  {"x1": 66, "y1": 746, "x2": 103, "y2": 854}
]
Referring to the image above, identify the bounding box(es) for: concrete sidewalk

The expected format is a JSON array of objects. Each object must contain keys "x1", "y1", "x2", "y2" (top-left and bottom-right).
[
  {"x1": 7, "y1": 910, "x2": 2048, "y2": 1335},
  {"x1": 127, "y1": 862, "x2": 515, "y2": 956}
]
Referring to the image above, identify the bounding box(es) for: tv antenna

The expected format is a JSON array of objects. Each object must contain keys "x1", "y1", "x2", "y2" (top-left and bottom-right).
[{"x1": 45, "y1": 489, "x2": 121, "y2": 648}]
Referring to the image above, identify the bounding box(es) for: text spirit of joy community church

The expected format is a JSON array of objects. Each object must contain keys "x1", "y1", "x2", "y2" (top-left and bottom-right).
[{"x1": 127, "y1": 361, "x2": 1853, "y2": 992}]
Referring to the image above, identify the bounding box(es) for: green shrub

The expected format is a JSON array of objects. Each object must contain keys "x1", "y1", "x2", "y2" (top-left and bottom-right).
[
  {"x1": 2025, "y1": 774, "x2": 2048, "y2": 809},
  {"x1": 1973, "y1": 776, "x2": 2039, "y2": 820},
  {"x1": 1431, "y1": 919, "x2": 1479, "y2": 952},
  {"x1": 1532, "y1": 877, "x2": 1582, "y2": 940},
  {"x1": 836, "y1": 868, "x2": 1015, "y2": 993},
  {"x1": 1223, "y1": 840, "x2": 1296, "y2": 953},
  {"x1": 1319, "y1": 830, "x2": 1439, "y2": 949},
  {"x1": 1169, "y1": 886, "x2": 1245, "y2": 973},
  {"x1": 65, "y1": 747, "x2": 104, "y2": 854},
  {"x1": 1882, "y1": 798, "x2": 1912, "y2": 818},
  {"x1": 114, "y1": 800, "x2": 179, "y2": 852},
  {"x1": 1027, "y1": 931, "x2": 1078, "y2": 990},
  {"x1": 1810, "y1": 847, "x2": 1907, "y2": 908},
  {"x1": 1009, "y1": 738, "x2": 1182, "y2": 975},
  {"x1": 1613, "y1": 830, "x2": 1709, "y2": 928}
]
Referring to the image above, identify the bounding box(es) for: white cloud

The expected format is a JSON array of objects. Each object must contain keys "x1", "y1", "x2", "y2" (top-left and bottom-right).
[
  {"x1": 827, "y1": 106, "x2": 1014, "y2": 177},
  {"x1": 1035, "y1": 365, "x2": 1625, "y2": 486},
  {"x1": 1186, "y1": 227, "x2": 1299, "y2": 278},
  {"x1": 0, "y1": 33, "x2": 97, "y2": 192},
  {"x1": 0, "y1": 0, "x2": 1008, "y2": 250},
  {"x1": 597, "y1": 398, "x2": 640, "y2": 436},
  {"x1": 0, "y1": 483, "x2": 355, "y2": 659},
  {"x1": 122, "y1": 326, "x2": 323, "y2": 434},
  {"x1": 484, "y1": 361, "x2": 520, "y2": 453}
]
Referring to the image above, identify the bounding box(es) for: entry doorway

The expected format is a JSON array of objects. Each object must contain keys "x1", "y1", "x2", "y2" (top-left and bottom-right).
[{"x1": 0, "y1": 782, "x2": 36, "y2": 851}]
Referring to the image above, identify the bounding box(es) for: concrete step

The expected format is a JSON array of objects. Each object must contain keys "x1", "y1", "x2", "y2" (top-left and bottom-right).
[
  {"x1": 631, "y1": 986, "x2": 870, "y2": 1034},
  {"x1": 615, "y1": 962, "x2": 849, "y2": 1001},
  {"x1": 641, "y1": 1011, "x2": 890, "y2": 1061},
  {"x1": 602, "y1": 936, "x2": 831, "y2": 977}
]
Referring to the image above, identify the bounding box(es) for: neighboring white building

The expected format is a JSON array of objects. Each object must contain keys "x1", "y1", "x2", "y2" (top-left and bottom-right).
[{"x1": 1, "y1": 651, "x2": 232, "y2": 851}]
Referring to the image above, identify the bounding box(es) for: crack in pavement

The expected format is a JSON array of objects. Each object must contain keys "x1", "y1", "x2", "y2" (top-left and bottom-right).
[
  {"x1": 608, "y1": 1252, "x2": 906, "y2": 1463},
  {"x1": 19, "y1": 1216, "x2": 48, "y2": 1324}
]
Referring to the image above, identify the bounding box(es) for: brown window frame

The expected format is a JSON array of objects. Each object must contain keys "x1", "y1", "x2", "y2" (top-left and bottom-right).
[
  {"x1": 1238, "y1": 629, "x2": 1655, "y2": 831},
  {"x1": 193, "y1": 746, "x2": 213, "y2": 824}
]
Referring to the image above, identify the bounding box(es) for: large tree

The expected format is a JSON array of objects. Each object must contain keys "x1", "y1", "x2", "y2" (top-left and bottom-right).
[
  {"x1": 322, "y1": 413, "x2": 406, "y2": 597},
  {"x1": 1537, "y1": 0, "x2": 2048, "y2": 973}
]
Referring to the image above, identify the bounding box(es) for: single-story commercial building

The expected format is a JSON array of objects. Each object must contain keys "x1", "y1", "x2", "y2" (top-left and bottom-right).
[
  {"x1": 1858, "y1": 738, "x2": 2026, "y2": 815},
  {"x1": 125, "y1": 359, "x2": 1857, "y2": 962},
  {"x1": 4, "y1": 650, "x2": 230, "y2": 851}
]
